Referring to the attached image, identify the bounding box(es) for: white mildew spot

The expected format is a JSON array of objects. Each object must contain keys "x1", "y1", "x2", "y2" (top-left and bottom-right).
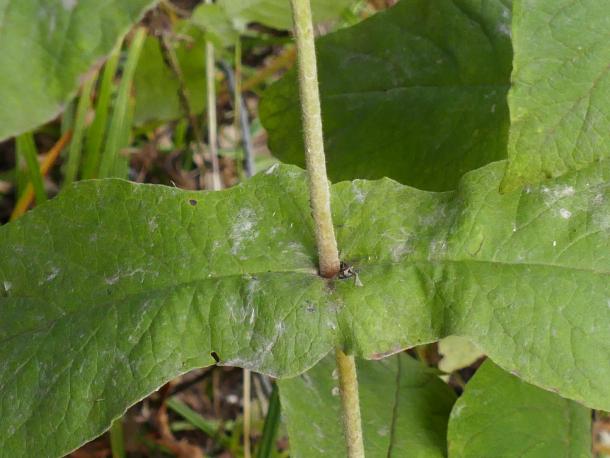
[
  {"x1": 552, "y1": 240, "x2": 557, "y2": 247},
  {"x1": 40, "y1": 267, "x2": 60, "y2": 285},
  {"x1": 2, "y1": 281, "x2": 12, "y2": 292},
  {"x1": 541, "y1": 184, "x2": 575, "y2": 202},
  {"x1": 47, "y1": 267, "x2": 60, "y2": 282},
  {"x1": 148, "y1": 217, "x2": 158, "y2": 232},
  {"x1": 331, "y1": 368, "x2": 339, "y2": 380},
  {"x1": 265, "y1": 163, "x2": 279, "y2": 175},
  {"x1": 491, "y1": 103, "x2": 496, "y2": 113},
  {"x1": 559, "y1": 208, "x2": 572, "y2": 219},
  {"x1": 451, "y1": 404, "x2": 464, "y2": 418},
  {"x1": 230, "y1": 208, "x2": 259, "y2": 257},
  {"x1": 428, "y1": 239, "x2": 448, "y2": 259},
  {"x1": 351, "y1": 181, "x2": 368, "y2": 204},
  {"x1": 497, "y1": 23, "x2": 511, "y2": 37},
  {"x1": 105, "y1": 274, "x2": 120, "y2": 285},
  {"x1": 331, "y1": 386, "x2": 340, "y2": 396},
  {"x1": 61, "y1": 0, "x2": 77, "y2": 10}
]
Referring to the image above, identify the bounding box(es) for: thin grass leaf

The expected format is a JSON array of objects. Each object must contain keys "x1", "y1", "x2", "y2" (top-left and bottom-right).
[
  {"x1": 111, "y1": 95, "x2": 135, "y2": 179},
  {"x1": 99, "y1": 28, "x2": 145, "y2": 179},
  {"x1": 82, "y1": 42, "x2": 122, "y2": 179},
  {"x1": 166, "y1": 397, "x2": 232, "y2": 449},
  {"x1": 255, "y1": 383, "x2": 280, "y2": 458},
  {"x1": 15, "y1": 133, "x2": 45, "y2": 205},
  {"x1": 63, "y1": 75, "x2": 96, "y2": 188}
]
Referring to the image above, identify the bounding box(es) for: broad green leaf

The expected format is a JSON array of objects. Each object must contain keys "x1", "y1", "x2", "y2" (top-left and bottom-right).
[
  {"x1": 279, "y1": 354, "x2": 456, "y2": 457},
  {"x1": 0, "y1": 0, "x2": 158, "y2": 141},
  {"x1": 502, "y1": 0, "x2": 610, "y2": 192},
  {"x1": 218, "y1": 0, "x2": 357, "y2": 31},
  {"x1": 133, "y1": 23, "x2": 207, "y2": 124},
  {"x1": 191, "y1": 4, "x2": 242, "y2": 49},
  {"x1": 448, "y1": 360, "x2": 591, "y2": 457},
  {"x1": 1, "y1": 159, "x2": 608, "y2": 456},
  {"x1": 260, "y1": 0, "x2": 513, "y2": 190},
  {"x1": 438, "y1": 336, "x2": 484, "y2": 373}
]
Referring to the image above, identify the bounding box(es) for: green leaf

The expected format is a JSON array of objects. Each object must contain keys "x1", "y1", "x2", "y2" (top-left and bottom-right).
[
  {"x1": 502, "y1": 0, "x2": 610, "y2": 191},
  {"x1": 260, "y1": 0, "x2": 513, "y2": 190},
  {"x1": 279, "y1": 353, "x2": 456, "y2": 457},
  {"x1": 191, "y1": 4, "x2": 242, "y2": 49},
  {"x1": 133, "y1": 23, "x2": 207, "y2": 124},
  {"x1": 217, "y1": 0, "x2": 357, "y2": 31},
  {"x1": 448, "y1": 360, "x2": 591, "y2": 457},
  {"x1": 0, "y1": 160, "x2": 608, "y2": 456},
  {"x1": 0, "y1": 0, "x2": 158, "y2": 142}
]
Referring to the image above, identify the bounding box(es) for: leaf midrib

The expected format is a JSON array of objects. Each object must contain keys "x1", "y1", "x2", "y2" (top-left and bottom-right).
[{"x1": 2, "y1": 256, "x2": 606, "y2": 346}]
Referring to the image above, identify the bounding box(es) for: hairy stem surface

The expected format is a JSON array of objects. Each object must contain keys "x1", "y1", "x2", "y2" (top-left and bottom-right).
[
  {"x1": 290, "y1": 1, "x2": 364, "y2": 457},
  {"x1": 290, "y1": 0, "x2": 340, "y2": 279}
]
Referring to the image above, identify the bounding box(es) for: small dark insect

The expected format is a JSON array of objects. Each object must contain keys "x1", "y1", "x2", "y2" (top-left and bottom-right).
[
  {"x1": 338, "y1": 262, "x2": 363, "y2": 287},
  {"x1": 338, "y1": 261, "x2": 356, "y2": 279}
]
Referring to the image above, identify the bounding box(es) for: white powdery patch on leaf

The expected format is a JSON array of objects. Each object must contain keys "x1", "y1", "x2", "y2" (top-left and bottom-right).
[
  {"x1": 350, "y1": 180, "x2": 368, "y2": 204},
  {"x1": 230, "y1": 207, "x2": 259, "y2": 257},
  {"x1": 559, "y1": 208, "x2": 572, "y2": 219},
  {"x1": 540, "y1": 184, "x2": 575, "y2": 204}
]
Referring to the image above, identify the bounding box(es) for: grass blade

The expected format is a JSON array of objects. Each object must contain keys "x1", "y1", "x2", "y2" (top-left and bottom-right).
[
  {"x1": 166, "y1": 397, "x2": 232, "y2": 449},
  {"x1": 10, "y1": 131, "x2": 72, "y2": 221},
  {"x1": 16, "y1": 133, "x2": 45, "y2": 205},
  {"x1": 98, "y1": 28, "x2": 145, "y2": 179},
  {"x1": 63, "y1": 74, "x2": 96, "y2": 187},
  {"x1": 256, "y1": 383, "x2": 280, "y2": 458},
  {"x1": 82, "y1": 42, "x2": 121, "y2": 179}
]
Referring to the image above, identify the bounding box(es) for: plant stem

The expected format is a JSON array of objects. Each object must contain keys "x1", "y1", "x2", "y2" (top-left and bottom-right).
[
  {"x1": 290, "y1": 0, "x2": 340, "y2": 279},
  {"x1": 243, "y1": 368, "x2": 251, "y2": 458},
  {"x1": 205, "y1": 0, "x2": 222, "y2": 191},
  {"x1": 335, "y1": 349, "x2": 365, "y2": 458},
  {"x1": 290, "y1": 1, "x2": 364, "y2": 457},
  {"x1": 109, "y1": 418, "x2": 126, "y2": 458}
]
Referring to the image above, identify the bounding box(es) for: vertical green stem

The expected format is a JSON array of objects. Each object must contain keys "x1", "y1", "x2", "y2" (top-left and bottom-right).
[
  {"x1": 335, "y1": 349, "x2": 365, "y2": 458},
  {"x1": 109, "y1": 418, "x2": 126, "y2": 458},
  {"x1": 290, "y1": 0, "x2": 340, "y2": 279},
  {"x1": 205, "y1": 0, "x2": 221, "y2": 191},
  {"x1": 290, "y1": 1, "x2": 364, "y2": 457}
]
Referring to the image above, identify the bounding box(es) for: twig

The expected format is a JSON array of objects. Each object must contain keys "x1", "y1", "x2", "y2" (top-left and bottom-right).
[
  {"x1": 205, "y1": 0, "x2": 222, "y2": 191},
  {"x1": 10, "y1": 131, "x2": 72, "y2": 221},
  {"x1": 219, "y1": 61, "x2": 255, "y2": 178}
]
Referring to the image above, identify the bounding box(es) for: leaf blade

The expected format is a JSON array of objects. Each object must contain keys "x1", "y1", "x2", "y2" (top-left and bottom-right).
[
  {"x1": 447, "y1": 360, "x2": 591, "y2": 457},
  {"x1": 260, "y1": 0, "x2": 513, "y2": 190},
  {"x1": 0, "y1": 0, "x2": 159, "y2": 141},
  {"x1": 502, "y1": 0, "x2": 610, "y2": 190}
]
